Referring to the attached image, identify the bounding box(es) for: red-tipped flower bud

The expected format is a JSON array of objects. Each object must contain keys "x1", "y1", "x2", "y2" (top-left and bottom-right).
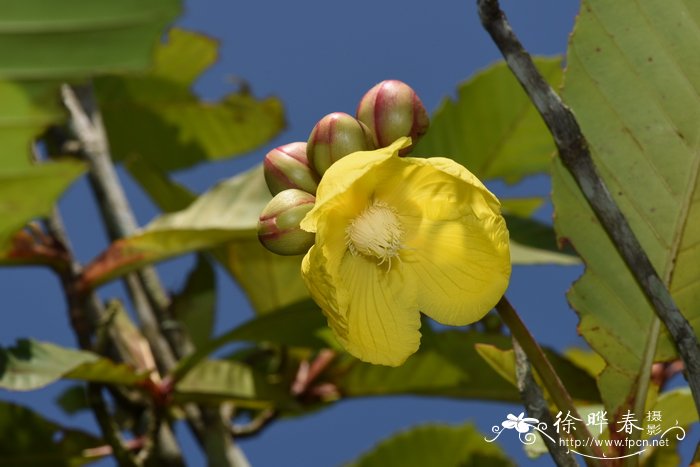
[
  {"x1": 356, "y1": 80, "x2": 429, "y2": 153},
  {"x1": 307, "y1": 112, "x2": 376, "y2": 176},
  {"x1": 258, "y1": 189, "x2": 316, "y2": 256},
  {"x1": 263, "y1": 142, "x2": 319, "y2": 195}
]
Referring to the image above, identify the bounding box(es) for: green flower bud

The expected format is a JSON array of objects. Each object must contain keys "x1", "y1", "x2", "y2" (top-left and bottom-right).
[
  {"x1": 307, "y1": 112, "x2": 376, "y2": 176},
  {"x1": 263, "y1": 142, "x2": 319, "y2": 195},
  {"x1": 258, "y1": 189, "x2": 316, "y2": 256},
  {"x1": 356, "y1": 80, "x2": 429, "y2": 153}
]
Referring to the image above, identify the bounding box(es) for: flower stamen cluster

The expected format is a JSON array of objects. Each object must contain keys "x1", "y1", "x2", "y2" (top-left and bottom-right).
[{"x1": 346, "y1": 201, "x2": 404, "y2": 269}]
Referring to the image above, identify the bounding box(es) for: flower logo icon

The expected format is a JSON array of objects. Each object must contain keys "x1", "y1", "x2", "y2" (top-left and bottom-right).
[{"x1": 502, "y1": 412, "x2": 539, "y2": 433}]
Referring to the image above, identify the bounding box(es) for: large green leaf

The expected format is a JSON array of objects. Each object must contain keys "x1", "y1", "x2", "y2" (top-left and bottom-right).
[
  {"x1": 0, "y1": 339, "x2": 147, "y2": 390},
  {"x1": 0, "y1": 160, "x2": 85, "y2": 263},
  {"x1": 0, "y1": 401, "x2": 101, "y2": 466},
  {"x1": 553, "y1": 0, "x2": 700, "y2": 412},
  {"x1": 345, "y1": 423, "x2": 513, "y2": 467},
  {"x1": 82, "y1": 163, "x2": 309, "y2": 313},
  {"x1": 413, "y1": 57, "x2": 561, "y2": 183},
  {"x1": 0, "y1": 1, "x2": 180, "y2": 80},
  {"x1": 0, "y1": 0, "x2": 181, "y2": 169},
  {"x1": 96, "y1": 28, "x2": 285, "y2": 172}
]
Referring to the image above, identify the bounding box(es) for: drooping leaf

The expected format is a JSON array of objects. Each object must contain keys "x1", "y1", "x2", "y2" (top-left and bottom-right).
[
  {"x1": 0, "y1": 401, "x2": 101, "y2": 466},
  {"x1": 413, "y1": 57, "x2": 562, "y2": 183},
  {"x1": 95, "y1": 28, "x2": 285, "y2": 172},
  {"x1": 345, "y1": 423, "x2": 513, "y2": 467},
  {"x1": 553, "y1": 0, "x2": 700, "y2": 412},
  {"x1": 0, "y1": 160, "x2": 85, "y2": 265},
  {"x1": 171, "y1": 255, "x2": 216, "y2": 349},
  {"x1": 0, "y1": 339, "x2": 147, "y2": 391}
]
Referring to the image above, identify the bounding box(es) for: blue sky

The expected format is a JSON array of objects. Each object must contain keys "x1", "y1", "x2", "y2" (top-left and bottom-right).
[{"x1": 0, "y1": 1, "x2": 594, "y2": 465}]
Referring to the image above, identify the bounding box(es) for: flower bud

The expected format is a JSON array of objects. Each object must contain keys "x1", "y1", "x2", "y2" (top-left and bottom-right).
[
  {"x1": 263, "y1": 142, "x2": 319, "y2": 195},
  {"x1": 307, "y1": 112, "x2": 376, "y2": 176},
  {"x1": 258, "y1": 189, "x2": 316, "y2": 256},
  {"x1": 356, "y1": 80, "x2": 429, "y2": 153}
]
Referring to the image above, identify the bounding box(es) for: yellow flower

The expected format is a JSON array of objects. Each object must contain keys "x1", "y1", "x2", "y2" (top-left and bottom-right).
[{"x1": 300, "y1": 137, "x2": 511, "y2": 366}]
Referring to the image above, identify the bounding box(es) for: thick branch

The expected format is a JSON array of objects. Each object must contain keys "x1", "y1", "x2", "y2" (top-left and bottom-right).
[{"x1": 477, "y1": 0, "x2": 700, "y2": 415}]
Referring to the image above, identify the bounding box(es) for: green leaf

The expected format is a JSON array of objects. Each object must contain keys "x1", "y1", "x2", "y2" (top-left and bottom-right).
[
  {"x1": 174, "y1": 359, "x2": 294, "y2": 409},
  {"x1": 0, "y1": 1, "x2": 181, "y2": 80},
  {"x1": 505, "y1": 214, "x2": 580, "y2": 265},
  {"x1": 171, "y1": 255, "x2": 216, "y2": 349},
  {"x1": 413, "y1": 57, "x2": 561, "y2": 183},
  {"x1": 330, "y1": 329, "x2": 600, "y2": 404},
  {"x1": 0, "y1": 1, "x2": 180, "y2": 168},
  {"x1": 102, "y1": 300, "x2": 156, "y2": 372},
  {"x1": 0, "y1": 160, "x2": 85, "y2": 263},
  {"x1": 345, "y1": 423, "x2": 513, "y2": 467},
  {"x1": 216, "y1": 238, "x2": 309, "y2": 314},
  {"x1": 125, "y1": 154, "x2": 196, "y2": 213},
  {"x1": 82, "y1": 163, "x2": 310, "y2": 313},
  {"x1": 0, "y1": 401, "x2": 101, "y2": 466},
  {"x1": 552, "y1": 0, "x2": 700, "y2": 412},
  {"x1": 0, "y1": 339, "x2": 147, "y2": 390},
  {"x1": 473, "y1": 343, "x2": 601, "y2": 404},
  {"x1": 56, "y1": 385, "x2": 90, "y2": 416},
  {"x1": 649, "y1": 387, "x2": 697, "y2": 432},
  {"x1": 0, "y1": 81, "x2": 65, "y2": 170},
  {"x1": 172, "y1": 299, "x2": 327, "y2": 381},
  {"x1": 500, "y1": 197, "x2": 545, "y2": 217},
  {"x1": 95, "y1": 28, "x2": 285, "y2": 172}
]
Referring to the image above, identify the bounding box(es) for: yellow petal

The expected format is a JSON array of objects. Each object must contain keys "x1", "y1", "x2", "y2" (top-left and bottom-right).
[
  {"x1": 400, "y1": 213, "x2": 511, "y2": 326},
  {"x1": 335, "y1": 253, "x2": 421, "y2": 366},
  {"x1": 301, "y1": 137, "x2": 411, "y2": 233}
]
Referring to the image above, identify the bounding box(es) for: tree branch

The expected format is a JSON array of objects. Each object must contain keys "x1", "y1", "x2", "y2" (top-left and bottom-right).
[
  {"x1": 496, "y1": 297, "x2": 603, "y2": 463},
  {"x1": 477, "y1": 0, "x2": 700, "y2": 415},
  {"x1": 61, "y1": 82, "x2": 247, "y2": 466},
  {"x1": 512, "y1": 339, "x2": 577, "y2": 467}
]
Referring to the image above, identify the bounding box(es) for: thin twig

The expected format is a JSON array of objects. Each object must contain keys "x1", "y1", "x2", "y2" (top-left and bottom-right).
[
  {"x1": 476, "y1": 0, "x2": 700, "y2": 415},
  {"x1": 496, "y1": 297, "x2": 603, "y2": 463},
  {"x1": 43, "y1": 205, "x2": 140, "y2": 467},
  {"x1": 513, "y1": 339, "x2": 578, "y2": 467}
]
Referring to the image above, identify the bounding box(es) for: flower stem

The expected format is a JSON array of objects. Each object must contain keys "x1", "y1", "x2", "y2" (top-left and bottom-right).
[{"x1": 496, "y1": 296, "x2": 604, "y2": 463}]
